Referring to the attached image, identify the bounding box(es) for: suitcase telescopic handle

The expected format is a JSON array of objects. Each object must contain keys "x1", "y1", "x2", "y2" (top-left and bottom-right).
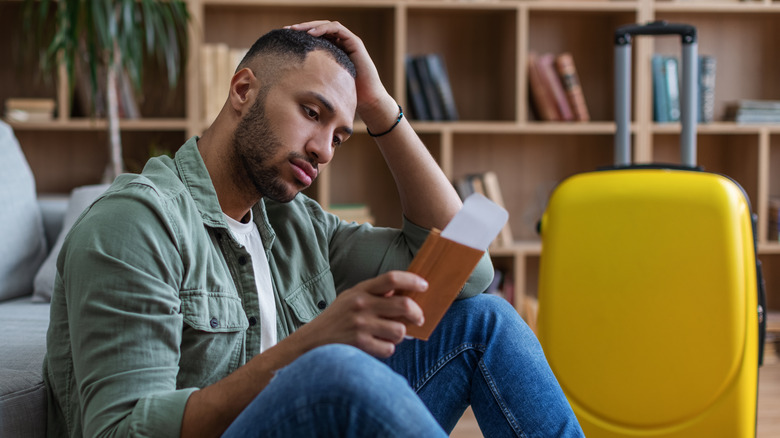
[{"x1": 613, "y1": 21, "x2": 698, "y2": 167}]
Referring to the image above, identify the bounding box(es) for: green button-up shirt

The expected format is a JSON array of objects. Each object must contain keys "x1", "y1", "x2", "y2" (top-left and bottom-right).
[{"x1": 43, "y1": 137, "x2": 493, "y2": 437}]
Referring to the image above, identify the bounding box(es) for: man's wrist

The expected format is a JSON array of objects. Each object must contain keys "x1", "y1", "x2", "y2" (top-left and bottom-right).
[
  {"x1": 367, "y1": 104, "x2": 403, "y2": 137},
  {"x1": 360, "y1": 95, "x2": 403, "y2": 135}
]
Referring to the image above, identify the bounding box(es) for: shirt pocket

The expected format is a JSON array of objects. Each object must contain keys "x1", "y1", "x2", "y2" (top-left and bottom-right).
[
  {"x1": 180, "y1": 291, "x2": 250, "y2": 332},
  {"x1": 283, "y1": 269, "x2": 337, "y2": 325},
  {"x1": 178, "y1": 291, "x2": 250, "y2": 387}
]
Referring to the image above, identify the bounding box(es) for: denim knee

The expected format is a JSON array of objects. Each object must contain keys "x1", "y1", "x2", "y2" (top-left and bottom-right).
[{"x1": 274, "y1": 344, "x2": 408, "y2": 401}]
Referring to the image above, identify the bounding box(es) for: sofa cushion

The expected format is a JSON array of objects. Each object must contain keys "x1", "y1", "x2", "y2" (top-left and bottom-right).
[
  {"x1": 0, "y1": 295, "x2": 50, "y2": 438},
  {"x1": 33, "y1": 184, "x2": 110, "y2": 302},
  {"x1": 0, "y1": 120, "x2": 48, "y2": 301},
  {"x1": 0, "y1": 369, "x2": 47, "y2": 438}
]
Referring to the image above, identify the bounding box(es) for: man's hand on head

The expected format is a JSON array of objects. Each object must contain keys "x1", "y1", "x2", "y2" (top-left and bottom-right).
[{"x1": 285, "y1": 21, "x2": 399, "y2": 133}]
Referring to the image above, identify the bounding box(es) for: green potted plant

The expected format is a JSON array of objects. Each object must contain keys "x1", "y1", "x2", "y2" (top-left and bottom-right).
[{"x1": 24, "y1": 0, "x2": 189, "y2": 182}]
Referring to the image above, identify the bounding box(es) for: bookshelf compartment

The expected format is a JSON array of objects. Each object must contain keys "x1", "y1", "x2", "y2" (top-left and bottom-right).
[
  {"x1": 326, "y1": 134, "x2": 400, "y2": 226},
  {"x1": 527, "y1": 10, "x2": 637, "y2": 122},
  {"x1": 406, "y1": 7, "x2": 517, "y2": 122},
  {"x1": 653, "y1": 11, "x2": 780, "y2": 122},
  {"x1": 451, "y1": 133, "x2": 613, "y2": 241},
  {"x1": 652, "y1": 133, "x2": 760, "y2": 211},
  {"x1": 1, "y1": 2, "x2": 59, "y2": 117},
  {"x1": 18, "y1": 130, "x2": 187, "y2": 194},
  {"x1": 202, "y1": 3, "x2": 397, "y2": 103},
  {"x1": 487, "y1": 254, "x2": 518, "y2": 307}
]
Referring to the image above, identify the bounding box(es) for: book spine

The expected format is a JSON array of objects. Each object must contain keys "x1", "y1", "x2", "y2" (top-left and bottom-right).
[
  {"x1": 554, "y1": 53, "x2": 590, "y2": 122},
  {"x1": 538, "y1": 53, "x2": 574, "y2": 121},
  {"x1": 481, "y1": 171, "x2": 514, "y2": 247},
  {"x1": 200, "y1": 44, "x2": 215, "y2": 123},
  {"x1": 425, "y1": 54, "x2": 459, "y2": 121},
  {"x1": 528, "y1": 52, "x2": 560, "y2": 121},
  {"x1": 665, "y1": 56, "x2": 681, "y2": 122},
  {"x1": 413, "y1": 56, "x2": 445, "y2": 121},
  {"x1": 651, "y1": 54, "x2": 669, "y2": 123},
  {"x1": 405, "y1": 55, "x2": 431, "y2": 120},
  {"x1": 699, "y1": 55, "x2": 716, "y2": 123}
]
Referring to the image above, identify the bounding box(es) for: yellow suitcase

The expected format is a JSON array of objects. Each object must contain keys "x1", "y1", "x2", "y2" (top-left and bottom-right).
[{"x1": 537, "y1": 22, "x2": 766, "y2": 437}]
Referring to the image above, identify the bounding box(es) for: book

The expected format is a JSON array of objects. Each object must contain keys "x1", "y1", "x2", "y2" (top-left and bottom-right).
[
  {"x1": 327, "y1": 203, "x2": 375, "y2": 224},
  {"x1": 405, "y1": 55, "x2": 430, "y2": 120},
  {"x1": 201, "y1": 43, "x2": 248, "y2": 124},
  {"x1": 481, "y1": 171, "x2": 514, "y2": 248},
  {"x1": 4, "y1": 98, "x2": 56, "y2": 122},
  {"x1": 554, "y1": 52, "x2": 590, "y2": 122},
  {"x1": 538, "y1": 53, "x2": 574, "y2": 121},
  {"x1": 424, "y1": 53, "x2": 459, "y2": 121},
  {"x1": 664, "y1": 56, "x2": 681, "y2": 122},
  {"x1": 725, "y1": 100, "x2": 780, "y2": 124},
  {"x1": 699, "y1": 55, "x2": 716, "y2": 123},
  {"x1": 453, "y1": 171, "x2": 514, "y2": 248},
  {"x1": 651, "y1": 54, "x2": 669, "y2": 123},
  {"x1": 412, "y1": 55, "x2": 445, "y2": 121},
  {"x1": 528, "y1": 52, "x2": 560, "y2": 121}
]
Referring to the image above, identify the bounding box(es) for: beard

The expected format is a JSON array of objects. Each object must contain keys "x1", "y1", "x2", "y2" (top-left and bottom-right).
[{"x1": 230, "y1": 91, "x2": 315, "y2": 203}]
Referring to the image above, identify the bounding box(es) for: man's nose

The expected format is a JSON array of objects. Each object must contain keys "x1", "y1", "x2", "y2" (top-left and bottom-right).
[{"x1": 306, "y1": 131, "x2": 335, "y2": 164}]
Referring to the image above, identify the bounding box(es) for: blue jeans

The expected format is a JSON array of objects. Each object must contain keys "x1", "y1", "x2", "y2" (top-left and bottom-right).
[{"x1": 222, "y1": 294, "x2": 583, "y2": 437}]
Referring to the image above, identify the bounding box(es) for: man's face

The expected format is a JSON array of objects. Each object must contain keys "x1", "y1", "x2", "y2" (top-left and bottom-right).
[{"x1": 231, "y1": 50, "x2": 357, "y2": 203}]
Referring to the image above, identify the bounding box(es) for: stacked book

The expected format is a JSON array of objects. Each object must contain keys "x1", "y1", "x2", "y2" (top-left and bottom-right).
[
  {"x1": 4, "y1": 98, "x2": 56, "y2": 122},
  {"x1": 327, "y1": 204, "x2": 374, "y2": 225},
  {"x1": 453, "y1": 170, "x2": 513, "y2": 248},
  {"x1": 726, "y1": 100, "x2": 780, "y2": 124},
  {"x1": 201, "y1": 44, "x2": 249, "y2": 124},
  {"x1": 651, "y1": 54, "x2": 716, "y2": 123},
  {"x1": 405, "y1": 53, "x2": 458, "y2": 121},
  {"x1": 527, "y1": 52, "x2": 590, "y2": 122}
]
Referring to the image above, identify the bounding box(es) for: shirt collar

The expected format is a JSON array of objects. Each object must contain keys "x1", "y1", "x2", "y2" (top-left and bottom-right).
[{"x1": 174, "y1": 136, "x2": 276, "y2": 250}]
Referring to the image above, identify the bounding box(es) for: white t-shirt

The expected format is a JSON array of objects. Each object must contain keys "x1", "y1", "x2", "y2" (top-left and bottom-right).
[{"x1": 224, "y1": 212, "x2": 277, "y2": 353}]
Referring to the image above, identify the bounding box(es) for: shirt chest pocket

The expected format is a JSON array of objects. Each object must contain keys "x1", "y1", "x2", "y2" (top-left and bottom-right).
[
  {"x1": 181, "y1": 292, "x2": 250, "y2": 332},
  {"x1": 283, "y1": 269, "x2": 337, "y2": 325},
  {"x1": 178, "y1": 292, "x2": 250, "y2": 387}
]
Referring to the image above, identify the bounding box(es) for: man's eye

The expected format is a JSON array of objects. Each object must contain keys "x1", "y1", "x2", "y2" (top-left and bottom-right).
[{"x1": 304, "y1": 106, "x2": 318, "y2": 120}]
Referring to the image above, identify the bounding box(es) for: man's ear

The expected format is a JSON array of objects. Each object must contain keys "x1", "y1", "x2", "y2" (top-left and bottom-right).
[{"x1": 229, "y1": 68, "x2": 258, "y2": 113}]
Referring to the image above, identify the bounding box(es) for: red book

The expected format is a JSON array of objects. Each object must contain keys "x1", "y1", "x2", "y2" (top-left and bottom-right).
[
  {"x1": 555, "y1": 52, "x2": 590, "y2": 122},
  {"x1": 538, "y1": 53, "x2": 574, "y2": 121},
  {"x1": 528, "y1": 52, "x2": 560, "y2": 121}
]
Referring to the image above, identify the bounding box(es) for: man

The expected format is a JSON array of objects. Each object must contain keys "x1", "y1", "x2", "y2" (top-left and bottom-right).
[{"x1": 44, "y1": 21, "x2": 583, "y2": 437}]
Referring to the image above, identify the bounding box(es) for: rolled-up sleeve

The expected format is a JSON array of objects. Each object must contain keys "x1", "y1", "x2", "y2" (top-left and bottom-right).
[{"x1": 53, "y1": 187, "x2": 194, "y2": 437}]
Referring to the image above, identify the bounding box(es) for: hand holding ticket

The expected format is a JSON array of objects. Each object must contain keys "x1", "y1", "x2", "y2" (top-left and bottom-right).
[{"x1": 401, "y1": 193, "x2": 509, "y2": 340}]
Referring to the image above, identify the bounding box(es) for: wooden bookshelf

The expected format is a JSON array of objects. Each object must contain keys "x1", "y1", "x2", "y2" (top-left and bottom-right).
[{"x1": 3, "y1": 0, "x2": 780, "y2": 322}]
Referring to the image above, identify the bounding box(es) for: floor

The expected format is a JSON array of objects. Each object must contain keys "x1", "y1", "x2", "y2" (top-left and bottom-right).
[{"x1": 450, "y1": 342, "x2": 780, "y2": 437}]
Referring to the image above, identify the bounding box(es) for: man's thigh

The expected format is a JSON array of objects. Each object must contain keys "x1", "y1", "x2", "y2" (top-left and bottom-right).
[{"x1": 222, "y1": 344, "x2": 447, "y2": 438}]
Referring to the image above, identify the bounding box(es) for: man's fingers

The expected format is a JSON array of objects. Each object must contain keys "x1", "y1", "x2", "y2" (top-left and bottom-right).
[{"x1": 360, "y1": 270, "x2": 428, "y2": 297}]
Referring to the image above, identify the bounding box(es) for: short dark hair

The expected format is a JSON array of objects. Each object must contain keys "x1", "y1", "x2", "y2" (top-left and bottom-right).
[{"x1": 237, "y1": 28, "x2": 356, "y2": 79}]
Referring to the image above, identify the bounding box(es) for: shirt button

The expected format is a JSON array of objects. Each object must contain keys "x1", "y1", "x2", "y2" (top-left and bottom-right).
[
  {"x1": 248, "y1": 316, "x2": 257, "y2": 326},
  {"x1": 238, "y1": 256, "x2": 247, "y2": 265},
  {"x1": 210, "y1": 317, "x2": 218, "y2": 328},
  {"x1": 317, "y1": 300, "x2": 327, "y2": 310}
]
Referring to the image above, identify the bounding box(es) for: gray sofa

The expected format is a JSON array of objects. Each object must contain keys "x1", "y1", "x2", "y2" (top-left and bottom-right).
[{"x1": 0, "y1": 121, "x2": 108, "y2": 437}]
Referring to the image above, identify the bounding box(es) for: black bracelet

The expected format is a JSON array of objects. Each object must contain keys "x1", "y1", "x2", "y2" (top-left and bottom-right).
[{"x1": 366, "y1": 104, "x2": 404, "y2": 138}]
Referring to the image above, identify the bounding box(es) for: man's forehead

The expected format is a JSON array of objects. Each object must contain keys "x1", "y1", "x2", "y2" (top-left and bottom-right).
[{"x1": 296, "y1": 51, "x2": 357, "y2": 112}]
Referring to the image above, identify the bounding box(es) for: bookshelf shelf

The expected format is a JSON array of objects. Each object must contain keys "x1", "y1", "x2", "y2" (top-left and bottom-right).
[
  {"x1": 4, "y1": 0, "x2": 780, "y2": 321},
  {"x1": 7, "y1": 118, "x2": 189, "y2": 132}
]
